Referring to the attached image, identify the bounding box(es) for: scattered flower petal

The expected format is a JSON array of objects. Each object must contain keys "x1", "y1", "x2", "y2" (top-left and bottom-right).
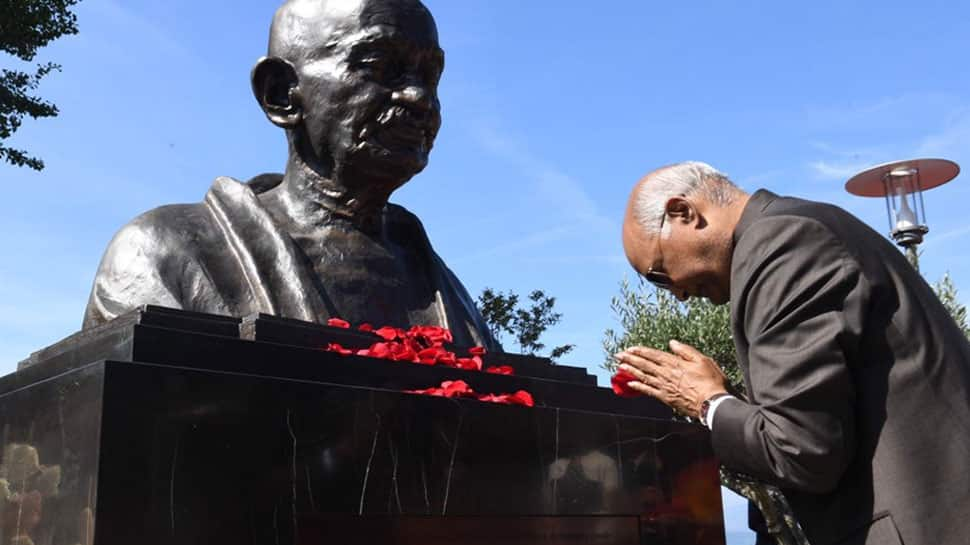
[
  {"x1": 375, "y1": 326, "x2": 403, "y2": 341},
  {"x1": 440, "y1": 380, "x2": 476, "y2": 398},
  {"x1": 409, "y1": 325, "x2": 453, "y2": 345},
  {"x1": 455, "y1": 356, "x2": 483, "y2": 372},
  {"x1": 611, "y1": 369, "x2": 640, "y2": 398},
  {"x1": 407, "y1": 380, "x2": 535, "y2": 407},
  {"x1": 325, "y1": 343, "x2": 353, "y2": 356},
  {"x1": 509, "y1": 390, "x2": 535, "y2": 407},
  {"x1": 327, "y1": 318, "x2": 351, "y2": 329},
  {"x1": 477, "y1": 390, "x2": 535, "y2": 407},
  {"x1": 322, "y1": 319, "x2": 536, "y2": 407}
]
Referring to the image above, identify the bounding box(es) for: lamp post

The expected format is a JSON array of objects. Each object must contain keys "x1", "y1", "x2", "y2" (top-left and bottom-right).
[{"x1": 845, "y1": 158, "x2": 960, "y2": 271}]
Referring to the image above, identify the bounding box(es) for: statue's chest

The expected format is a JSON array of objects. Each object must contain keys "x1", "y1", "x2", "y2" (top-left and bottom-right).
[
  {"x1": 320, "y1": 247, "x2": 409, "y2": 293},
  {"x1": 292, "y1": 230, "x2": 440, "y2": 326}
]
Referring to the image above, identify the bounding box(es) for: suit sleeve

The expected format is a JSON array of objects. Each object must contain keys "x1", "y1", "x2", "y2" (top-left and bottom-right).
[{"x1": 712, "y1": 217, "x2": 868, "y2": 493}]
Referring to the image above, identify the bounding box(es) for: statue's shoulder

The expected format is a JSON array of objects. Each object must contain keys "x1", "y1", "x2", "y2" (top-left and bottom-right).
[
  {"x1": 110, "y1": 178, "x2": 257, "y2": 263},
  {"x1": 85, "y1": 198, "x2": 225, "y2": 328},
  {"x1": 385, "y1": 202, "x2": 420, "y2": 222},
  {"x1": 384, "y1": 203, "x2": 429, "y2": 239},
  {"x1": 102, "y1": 174, "x2": 283, "y2": 265},
  {"x1": 107, "y1": 201, "x2": 213, "y2": 257}
]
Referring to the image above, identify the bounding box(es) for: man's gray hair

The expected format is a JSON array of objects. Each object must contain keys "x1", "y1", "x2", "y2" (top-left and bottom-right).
[{"x1": 632, "y1": 161, "x2": 741, "y2": 235}]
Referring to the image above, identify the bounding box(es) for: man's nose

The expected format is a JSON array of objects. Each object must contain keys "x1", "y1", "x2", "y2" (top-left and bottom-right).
[{"x1": 392, "y1": 83, "x2": 434, "y2": 112}]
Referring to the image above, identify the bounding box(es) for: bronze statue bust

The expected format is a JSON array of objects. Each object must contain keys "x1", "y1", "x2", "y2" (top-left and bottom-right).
[{"x1": 84, "y1": 0, "x2": 499, "y2": 349}]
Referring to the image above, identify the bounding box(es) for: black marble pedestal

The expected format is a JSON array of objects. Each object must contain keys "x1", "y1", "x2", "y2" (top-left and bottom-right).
[{"x1": 1, "y1": 306, "x2": 724, "y2": 545}]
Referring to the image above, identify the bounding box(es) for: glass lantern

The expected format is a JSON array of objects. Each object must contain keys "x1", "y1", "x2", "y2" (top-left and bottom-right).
[{"x1": 881, "y1": 167, "x2": 928, "y2": 247}]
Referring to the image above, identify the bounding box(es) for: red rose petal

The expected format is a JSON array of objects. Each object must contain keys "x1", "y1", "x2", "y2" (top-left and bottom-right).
[
  {"x1": 325, "y1": 343, "x2": 353, "y2": 356},
  {"x1": 404, "y1": 337, "x2": 425, "y2": 354},
  {"x1": 375, "y1": 326, "x2": 403, "y2": 341},
  {"x1": 509, "y1": 390, "x2": 535, "y2": 407},
  {"x1": 363, "y1": 342, "x2": 394, "y2": 359},
  {"x1": 333, "y1": 322, "x2": 519, "y2": 389},
  {"x1": 417, "y1": 347, "x2": 439, "y2": 365},
  {"x1": 611, "y1": 369, "x2": 641, "y2": 398},
  {"x1": 327, "y1": 318, "x2": 351, "y2": 329},
  {"x1": 406, "y1": 386, "x2": 446, "y2": 397},
  {"x1": 455, "y1": 356, "x2": 483, "y2": 372},
  {"x1": 437, "y1": 352, "x2": 457, "y2": 367},
  {"x1": 440, "y1": 380, "x2": 475, "y2": 398},
  {"x1": 476, "y1": 390, "x2": 535, "y2": 407},
  {"x1": 408, "y1": 325, "x2": 453, "y2": 346},
  {"x1": 391, "y1": 344, "x2": 419, "y2": 362},
  {"x1": 406, "y1": 380, "x2": 535, "y2": 408},
  {"x1": 419, "y1": 346, "x2": 453, "y2": 365}
]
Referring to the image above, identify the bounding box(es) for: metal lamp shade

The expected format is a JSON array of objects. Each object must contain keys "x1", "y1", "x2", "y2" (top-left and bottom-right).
[{"x1": 845, "y1": 158, "x2": 960, "y2": 248}]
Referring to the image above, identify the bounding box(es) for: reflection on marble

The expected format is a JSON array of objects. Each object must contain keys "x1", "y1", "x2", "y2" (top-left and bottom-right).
[
  {"x1": 0, "y1": 444, "x2": 62, "y2": 545},
  {"x1": 0, "y1": 365, "x2": 101, "y2": 545}
]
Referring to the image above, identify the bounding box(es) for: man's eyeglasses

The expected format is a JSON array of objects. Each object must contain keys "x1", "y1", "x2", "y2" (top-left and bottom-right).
[{"x1": 643, "y1": 213, "x2": 674, "y2": 289}]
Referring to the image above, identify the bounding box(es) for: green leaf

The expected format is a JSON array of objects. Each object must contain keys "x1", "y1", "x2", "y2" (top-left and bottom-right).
[
  {"x1": 933, "y1": 272, "x2": 970, "y2": 339},
  {"x1": 1, "y1": 0, "x2": 80, "y2": 170},
  {"x1": 477, "y1": 287, "x2": 571, "y2": 362},
  {"x1": 602, "y1": 277, "x2": 744, "y2": 395}
]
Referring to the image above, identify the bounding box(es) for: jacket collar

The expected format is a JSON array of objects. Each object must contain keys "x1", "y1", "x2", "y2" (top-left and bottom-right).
[{"x1": 733, "y1": 189, "x2": 779, "y2": 248}]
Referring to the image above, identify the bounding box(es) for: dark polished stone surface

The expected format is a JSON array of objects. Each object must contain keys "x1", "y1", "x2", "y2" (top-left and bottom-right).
[
  {"x1": 296, "y1": 515, "x2": 642, "y2": 545},
  {"x1": 15, "y1": 307, "x2": 647, "y2": 419},
  {"x1": 2, "y1": 307, "x2": 725, "y2": 545},
  {"x1": 0, "y1": 363, "x2": 102, "y2": 545}
]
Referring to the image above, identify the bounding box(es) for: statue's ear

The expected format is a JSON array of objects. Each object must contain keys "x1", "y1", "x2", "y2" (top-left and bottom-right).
[{"x1": 251, "y1": 56, "x2": 302, "y2": 129}]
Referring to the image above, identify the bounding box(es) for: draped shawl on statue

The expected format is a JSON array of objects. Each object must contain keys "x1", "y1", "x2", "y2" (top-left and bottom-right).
[{"x1": 84, "y1": 175, "x2": 499, "y2": 351}]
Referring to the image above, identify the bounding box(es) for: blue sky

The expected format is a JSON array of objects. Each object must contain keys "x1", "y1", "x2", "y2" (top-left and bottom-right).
[{"x1": 3, "y1": 1, "x2": 970, "y2": 541}]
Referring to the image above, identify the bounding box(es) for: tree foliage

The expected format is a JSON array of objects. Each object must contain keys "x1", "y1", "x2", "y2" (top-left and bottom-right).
[
  {"x1": 1, "y1": 0, "x2": 80, "y2": 170},
  {"x1": 933, "y1": 272, "x2": 970, "y2": 339},
  {"x1": 602, "y1": 276, "x2": 744, "y2": 394},
  {"x1": 477, "y1": 288, "x2": 574, "y2": 361}
]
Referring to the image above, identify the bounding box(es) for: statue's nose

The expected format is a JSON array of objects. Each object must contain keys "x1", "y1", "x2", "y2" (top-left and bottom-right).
[{"x1": 392, "y1": 84, "x2": 434, "y2": 112}]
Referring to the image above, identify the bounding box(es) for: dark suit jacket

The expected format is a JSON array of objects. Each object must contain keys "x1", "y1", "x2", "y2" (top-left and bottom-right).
[{"x1": 712, "y1": 190, "x2": 970, "y2": 545}]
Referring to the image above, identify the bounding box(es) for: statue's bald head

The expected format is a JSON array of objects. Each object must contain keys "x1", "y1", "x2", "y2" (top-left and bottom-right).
[
  {"x1": 255, "y1": 0, "x2": 444, "y2": 193},
  {"x1": 268, "y1": 0, "x2": 437, "y2": 64}
]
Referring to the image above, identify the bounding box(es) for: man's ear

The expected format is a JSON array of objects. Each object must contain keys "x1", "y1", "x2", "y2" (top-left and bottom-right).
[
  {"x1": 251, "y1": 56, "x2": 302, "y2": 129},
  {"x1": 665, "y1": 196, "x2": 695, "y2": 223}
]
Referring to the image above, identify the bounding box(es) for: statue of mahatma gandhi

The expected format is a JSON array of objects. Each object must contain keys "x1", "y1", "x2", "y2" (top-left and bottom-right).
[{"x1": 84, "y1": 0, "x2": 499, "y2": 350}]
